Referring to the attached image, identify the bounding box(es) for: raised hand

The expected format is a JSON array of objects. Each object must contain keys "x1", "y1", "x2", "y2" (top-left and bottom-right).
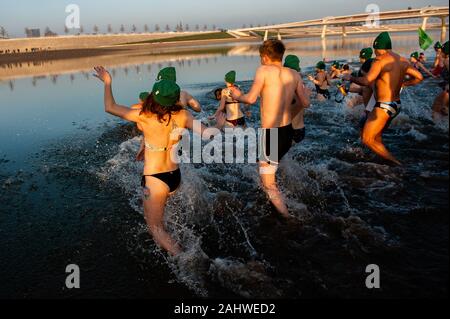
[{"x1": 93, "y1": 66, "x2": 112, "y2": 85}]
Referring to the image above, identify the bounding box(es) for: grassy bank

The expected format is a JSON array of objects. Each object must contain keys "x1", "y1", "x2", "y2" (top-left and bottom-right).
[{"x1": 124, "y1": 32, "x2": 235, "y2": 45}]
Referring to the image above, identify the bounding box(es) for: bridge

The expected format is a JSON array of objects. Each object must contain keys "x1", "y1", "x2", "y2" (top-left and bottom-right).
[{"x1": 228, "y1": 6, "x2": 449, "y2": 43}]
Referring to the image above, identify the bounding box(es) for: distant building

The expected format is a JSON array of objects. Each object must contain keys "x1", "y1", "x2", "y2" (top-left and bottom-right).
[{"x1": 26, "y1": 28, "x2": 41, "y2": 38}]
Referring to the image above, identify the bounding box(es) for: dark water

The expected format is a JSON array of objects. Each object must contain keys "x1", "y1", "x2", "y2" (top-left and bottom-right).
[{"x1": 0, "y1": 34, "x2": 448, "y2": 298}]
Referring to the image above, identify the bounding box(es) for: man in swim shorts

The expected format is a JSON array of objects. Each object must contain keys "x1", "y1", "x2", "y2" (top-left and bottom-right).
[
  {"x1": 231, "y1": 40, "x2": 310, "y2": 217},
  {"x1": 343, "y1": 32, "x2": 423, "y2": 165},
  {"x1": 308, "y1": 61, "x2": 331, "y2": 101},
  {"x1": 284, "y1": 54, "x2": 309, "y2": 144}
]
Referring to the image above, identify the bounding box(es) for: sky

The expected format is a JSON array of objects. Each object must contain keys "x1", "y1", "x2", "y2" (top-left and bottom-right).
[{"x1": 0, "y1": 0, "x2": 448, "y2": 37}]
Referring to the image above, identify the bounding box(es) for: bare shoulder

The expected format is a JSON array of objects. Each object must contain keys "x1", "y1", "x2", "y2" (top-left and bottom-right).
[{"x1": 174, "y1": 109, "x2": 192, "y2": 126}]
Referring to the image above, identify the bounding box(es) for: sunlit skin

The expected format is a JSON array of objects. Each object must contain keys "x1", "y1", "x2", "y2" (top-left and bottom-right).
[
  {"x1": 211, "y1": 81, "x2": 246, "y2": 129},
  {"x1": 344, "y1": 49, "x2": 424, "y2": 165},
  {"x1": 433, "y1": 48, "x2": 444, "y2": 70},
  {"x1": 230, "y1": 53, "x2": 310, "y2": 217},
  {"x1": 329, "y1": 65, "x2": 341, "y2": 79},
  {"x1": 307, "y1": 69, "x2": 330, "y2": 101},
  {"x1": 432, "y1": 53, "x2": 449, "y2": 121},
  {"x1": 136, "y1": 90, "x2": 202, "y2": 162},
  {"x1": 93, "y1": 66, "x2": 224, "y2": 256},
  {"x1": 291, "y1": 73, "x2": 309, "y2": 133}
]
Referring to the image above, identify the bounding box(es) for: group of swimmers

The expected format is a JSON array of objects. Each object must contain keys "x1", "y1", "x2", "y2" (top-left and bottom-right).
[{"x1": 93, "y1": 32, "x2": 448, "y2": 256}]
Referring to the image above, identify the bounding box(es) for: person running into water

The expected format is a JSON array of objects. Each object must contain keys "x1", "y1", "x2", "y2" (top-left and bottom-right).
[
  {"x1": 212, "y1": 71, "x2": 247, "y2": 128},
  {"x1": 343, "y1": 32, "x2": 423, "y2": 165},
  {"x1": 329, "y1": 61, "x2": 341, "y2": 79},
  {"x1": 432, "y1": 41, "x2": 449, "y2": 121},
  {"x1": 231, "y1": 40, "x2": 310, "y2": 217},
  {"x1": 93, "y1": 66, "x2": 224, "y2": 255},
  {"x1": 136, "y1": 67, "x2": 202, "y2": 162},
  {"x1": 346, "y1": 48, "x2": 374, "y2": 108},
  {"x1": 308, "y1": 61, "x2": 331, "y2": 101},
  {"x1": 410, "y1": 52, "x2": 436, "y2": 78},
  {"x1": 284, "y1": 54, "x2": 309, "y2": 143},
  {"x1": 432, "y1": 42, "x2": 445, "y2": 77}
]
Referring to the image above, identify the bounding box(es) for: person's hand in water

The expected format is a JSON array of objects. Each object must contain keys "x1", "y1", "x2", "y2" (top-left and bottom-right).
[
  {"x1": 307, "y1": 74, "x2": 315, "y2": 82},
  {"x1": 93, "y1": 66, "x2": 112, "y2": 85}
]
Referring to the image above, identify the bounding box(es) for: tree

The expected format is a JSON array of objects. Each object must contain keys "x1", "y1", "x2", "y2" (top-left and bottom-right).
[
  {"x1": 0, "y1": 26, "x2": 7, "y2": 38},
  {"x1": 165, "y1": 24, "x2": 171, "y2": 32},
  {"x1": 107, "y1": 24, "x2": 113, "y2": 33},
  {"x1": 144, "y1": 24, "x2": 149, "y2": 32},
  {"x1": 154, "y1": 24, "x2": 160, "y2": 32},
  {"x1": 120, "y1": 24, "x2": 125, "y2": 33},
  {"x1": 93, "y1": 25, "x2": 99, "y2": 34},
  {"x1": 132, "y1": 24, "x2": 137, "y2": 33},
  {"x1": 203, "y1": 24, "x2": 208, "y2": 31},
  {"x1": 64, "y1": 26, "x2": 69, "y2": 35},
  {"x1": 212, "y1": 24, "x2": 217, "y2": 31},
  {"x1": 185, "y1": 24, "x2": 189, "y2": 31},
  {"x1": 195, "y1": 24, "x2": 200, "y2": 31},
  {"x1": 80, "y1": 25, "x2": 84, "y2": 34}
]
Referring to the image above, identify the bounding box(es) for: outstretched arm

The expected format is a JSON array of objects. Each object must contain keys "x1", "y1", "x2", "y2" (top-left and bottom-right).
[
  {"x1": 231, "y1": 67, "x2": 265, "y2": 105},
  {"x1": 418, "y1": 62, "x2": 436, "y2": 78},
  {"x1": 403, "y1": 65, "x2": 424, "y2": 87},
  {"x1": 94, "y1": 66, "x2": 141, "y2": 123},
  {"x1": 184, "y1": 91, "x2": 202, "y2": 113}
]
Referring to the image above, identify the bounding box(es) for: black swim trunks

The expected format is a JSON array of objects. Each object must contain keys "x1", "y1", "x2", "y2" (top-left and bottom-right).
[
  {"x1": 374, "y1": 101, "x2": 401, "y2": 129},
  {"x1": 259, "y1": 124, "x2": 294, "y2": 165},
  {"x1": 293, "y1": 127, "x2": 306, "y2": 143},
  {"x1": 141, "y1": 169, "x2": 181, "y2": 193},
  {"x1": 315, "y1": 85, "x2": 331, "y2": 99}
]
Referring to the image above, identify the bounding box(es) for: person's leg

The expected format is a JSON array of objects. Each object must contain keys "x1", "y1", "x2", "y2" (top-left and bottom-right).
[
  {"x1": 362, "y1": 108, "x2": 401, "y2": 165},
  {"x1": 259, "y1": 163, "x2": 290, "y2": 218},
  {"x1": 142, "y1": 176, "x2": 182, "y2": 256}
]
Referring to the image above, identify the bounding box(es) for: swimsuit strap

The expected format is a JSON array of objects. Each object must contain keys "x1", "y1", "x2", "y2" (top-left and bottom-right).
[{"x1": 145, "y1": 119, "x2": 179, "y2": 152}]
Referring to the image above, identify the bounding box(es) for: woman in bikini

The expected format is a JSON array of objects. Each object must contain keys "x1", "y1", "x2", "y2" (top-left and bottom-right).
[
  {"x1": 212, "y1": 71, "x2": 247, "y2": 128},
  {"x1": 94, "y1": 66, "x2": 224, "y2": 256}
]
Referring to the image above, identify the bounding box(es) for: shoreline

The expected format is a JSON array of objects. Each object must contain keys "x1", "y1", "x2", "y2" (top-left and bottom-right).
[{"x1": 0, "y1": 38, "x2": 259, "y2": 64}]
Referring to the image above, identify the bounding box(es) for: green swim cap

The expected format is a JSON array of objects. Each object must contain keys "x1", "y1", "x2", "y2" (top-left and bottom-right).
[
  {"x1": 225, "y1": 71, "x2": 236, "y2": 84},
  {"x1": 139, "y1": 92, "x2": 149, "y2": 101},
  {"x1": 360, "y1": 48, "x2": 373, "y2": 60},
  {"x1": 332, "y1": 61, "x2": 341, "y2": 69},
  {"x1": 284, "y1": 55, "x2": 301, "y2": 72},
  {"x1": 410, "y1": 52, "x2": 419, "y2": 60},
  {"x1": 157, "y1": 67, "x2": 177, "y2": 82},
  {"x1": 316, "y1": 61, "x2": 326, "y2": 70},
  {"x1": 152, "y1": 80, "x2": 180, "y2": 107},
  {"x1": 373, "y1": 32, "x2": 392, "y2": 50},
  {"x1": 434, "y1": 41, "x2": 443, "y2": 50},
  {"x1": 444, "y1": 41, "x2": 449, "y2": 55}
]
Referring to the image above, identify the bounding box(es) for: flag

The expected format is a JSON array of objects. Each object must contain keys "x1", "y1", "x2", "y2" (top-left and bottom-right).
[{"x1": 419, "y1": 27, "x2": 433, "y2": 51}]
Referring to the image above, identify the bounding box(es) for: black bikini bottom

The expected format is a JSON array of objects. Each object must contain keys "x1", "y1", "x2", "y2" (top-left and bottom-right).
[{"x1": 141, "y1": 169, "x2": 181, "y2": 193}]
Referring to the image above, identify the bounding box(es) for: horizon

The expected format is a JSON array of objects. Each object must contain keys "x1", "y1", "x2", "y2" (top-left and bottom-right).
[{"x1": 0, "y1": 0, "x2": 448, "y2": 38}]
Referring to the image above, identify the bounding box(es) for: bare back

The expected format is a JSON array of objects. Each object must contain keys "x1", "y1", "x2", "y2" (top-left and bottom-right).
[
  {"x1": 375, "y1": 52, "x2": 409, "y2": 102},
  {"x1": 260, "y1": 65, "x2": 300, "y2": 128},
  {"x1": 137, "y1": 110, "x2": 189, "y2": 175}
]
